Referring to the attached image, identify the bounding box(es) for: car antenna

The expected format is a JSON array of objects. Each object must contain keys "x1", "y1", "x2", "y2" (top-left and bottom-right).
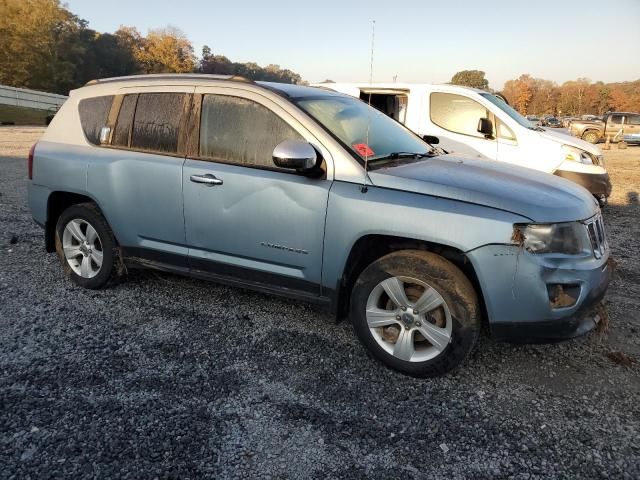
[{"x1": 361, "y1": 19, "x2": 375, "y2": 194}]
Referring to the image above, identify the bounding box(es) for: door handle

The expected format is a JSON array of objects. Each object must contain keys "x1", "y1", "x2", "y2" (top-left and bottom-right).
[{"x1": 190, "y1": 174, "x2": 223, "y2": 186}]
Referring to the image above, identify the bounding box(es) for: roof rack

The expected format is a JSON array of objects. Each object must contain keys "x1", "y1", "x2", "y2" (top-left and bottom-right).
[{"x1": 84, "y1": 73, "x2": 253, "y2": 86}]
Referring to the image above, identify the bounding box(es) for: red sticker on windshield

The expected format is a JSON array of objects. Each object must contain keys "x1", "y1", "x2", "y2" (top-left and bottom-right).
[{"x1": 353, "y1": 143, "x2": 375, "y2": 157}]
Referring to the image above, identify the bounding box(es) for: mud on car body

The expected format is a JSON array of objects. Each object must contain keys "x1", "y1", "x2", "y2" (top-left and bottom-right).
[{"x1": 28, "y1": 74, "x2": 611, "y2": 377}]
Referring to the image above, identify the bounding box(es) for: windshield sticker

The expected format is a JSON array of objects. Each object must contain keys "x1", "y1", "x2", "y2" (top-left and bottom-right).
[{"x1": 353, "y1": 143, "x2": 375, "y2": 157}]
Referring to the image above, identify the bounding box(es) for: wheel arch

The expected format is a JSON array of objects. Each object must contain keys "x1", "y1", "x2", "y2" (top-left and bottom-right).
[
  {"x1": 332, "y1": 234, "x2": 487, "y2": 324},
  {"x1": 45, "y1": 191, "x2": 116, "y2": 252}
]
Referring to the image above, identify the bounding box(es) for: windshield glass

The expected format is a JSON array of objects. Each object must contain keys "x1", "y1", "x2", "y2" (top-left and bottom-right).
[
  {"x1": 295, "y1": 95, "x2": 430, "y2": 162},
  {"x1": 480, "y1": 93, "x2": 536, "y2": 129}
]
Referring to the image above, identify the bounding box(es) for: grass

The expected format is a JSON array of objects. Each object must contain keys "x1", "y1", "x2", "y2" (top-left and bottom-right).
[{"x1": 0, "y1": 104, "x2": 51, "y2": 125}]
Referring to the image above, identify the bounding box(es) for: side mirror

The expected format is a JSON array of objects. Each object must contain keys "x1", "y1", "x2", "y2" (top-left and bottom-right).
[
  {"x1": 422, "y1": 135, "x2": 439, "y2": 145},
  {"x1": 477, "y1": 118, "x2": 493, "y2": 138},
  {"x1": 272, "y1": 140, "x2": 317, "y2": 171},
  {"x1": 99, "y1": 126, "x2": 111, "y2": 145}
]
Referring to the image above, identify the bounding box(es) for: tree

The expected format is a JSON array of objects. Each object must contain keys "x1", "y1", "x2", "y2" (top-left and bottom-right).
[
  {"x1": 450, "y1": 70, "x2": 489, "y2": 90},
  {"x1": 134, "y1": 27, "x2": 195, "y2": 74}
]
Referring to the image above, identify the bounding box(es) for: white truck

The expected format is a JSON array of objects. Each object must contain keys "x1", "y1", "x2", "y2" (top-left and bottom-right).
[{"x1": 313, "y1": 83, "x2": 611, "y2": 204}]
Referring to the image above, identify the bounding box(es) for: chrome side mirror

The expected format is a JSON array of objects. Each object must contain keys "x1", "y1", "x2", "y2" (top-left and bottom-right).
[
  {"x1": 99, "y1": 126, "x2": 111, "y2": 145},
  {"x1": 272, "y1": 140, "x2": 317, "y2": 171}
]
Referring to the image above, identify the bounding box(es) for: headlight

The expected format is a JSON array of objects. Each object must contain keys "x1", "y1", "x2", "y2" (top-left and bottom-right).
[
  {"x1": 514, "y1": 222, "x2": 590, "y2": 254},
  {"x1": 562, "y1": 145, "x2": 594, "y2": 165}
]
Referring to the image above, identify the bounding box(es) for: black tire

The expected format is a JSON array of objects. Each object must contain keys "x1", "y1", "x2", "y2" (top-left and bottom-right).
[
  {"x1": 351, "y1": 250, "x2": 480, "y2": 377},
  {"x1": 54, "y1": 202, "x2": 117, "y2": 289},
  {"x1": 582, "y1": 130, "x2": 600, "y2": 144}
]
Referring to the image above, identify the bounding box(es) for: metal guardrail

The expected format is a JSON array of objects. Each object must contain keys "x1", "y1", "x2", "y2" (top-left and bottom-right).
[{"x1": 0, "y1": 85, "x2": 68, "y2": 111}]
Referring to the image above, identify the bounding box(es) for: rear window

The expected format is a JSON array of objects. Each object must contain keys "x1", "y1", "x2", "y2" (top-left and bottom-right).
[
  {"x1": 78, "y1": 95, "x2": 114, "y2": 145},
  {"x1": 130, "y1": 93, "x2": 185, "y2": 154}
]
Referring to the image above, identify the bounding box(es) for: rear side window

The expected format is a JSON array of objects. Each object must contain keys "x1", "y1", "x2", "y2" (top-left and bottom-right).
[
  {"x1": 627, "y1": 114, "x2": 640, "y2": 125},
  {"x1": 199, "y1": 95, "x2": 303, "y2": 169},
  {"x1": 112, "y1": 94, "x2": 137, "y2": 147},
  {"x1": 430, "y1": 92, "x2": 490, "y2": 138},
  {"x1": 131, "y1": 93, "x2": 185, "y2": 154},
  {"x1": 78, "y1": 95, "x2": 114, "y2": 145}
]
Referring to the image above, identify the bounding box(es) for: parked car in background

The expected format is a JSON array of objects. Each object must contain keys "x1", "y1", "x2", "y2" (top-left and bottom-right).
[
  {"x1": 28, "y1": 74, "x2": 611, "y2": 377},
  {"x1": 315, "y1": 83, "x2": 611, "y2": 204},
  {"x1": 569, "y1": 112, "x2": 640, "y2": 144},
  {"x1": 544, "y1": 117, "x2": 562, "y2": 128}
]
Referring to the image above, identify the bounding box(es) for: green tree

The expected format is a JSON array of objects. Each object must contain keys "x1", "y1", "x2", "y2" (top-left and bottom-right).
[{"x1": 450, "y1": 70, "x2": 489, "y2": 90}]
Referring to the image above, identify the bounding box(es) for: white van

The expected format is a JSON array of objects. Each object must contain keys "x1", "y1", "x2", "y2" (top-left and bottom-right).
[{"x1": 313, "y1": 83, "x2": 611, "y2": 204}]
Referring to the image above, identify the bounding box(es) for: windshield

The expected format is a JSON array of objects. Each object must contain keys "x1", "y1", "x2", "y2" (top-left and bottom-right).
[
  {"x1": 295, "y1": 95, "x2": 430, "y2": 163},
  {"x1": 481, "y1": 93, "x2": 536, "y2": 129}
]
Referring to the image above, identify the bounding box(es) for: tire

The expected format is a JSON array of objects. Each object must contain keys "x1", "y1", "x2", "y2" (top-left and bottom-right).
[
  {"x1": 351, "y1": 250, "x2": 480, "y2": 377},
  {"x1": 582, "y1": 130, "x2": 600, "y2": 144},
  {"x1": 54, "y1": 202, "x2": 117, "y2": 289}
]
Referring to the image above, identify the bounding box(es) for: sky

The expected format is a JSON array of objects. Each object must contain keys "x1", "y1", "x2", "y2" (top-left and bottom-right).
[{"x1": 65, "y1": 0, "x2": 640, "y2": 90}]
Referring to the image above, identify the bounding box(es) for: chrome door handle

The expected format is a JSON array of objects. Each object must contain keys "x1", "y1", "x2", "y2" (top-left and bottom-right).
[{"x1": 190, "y1": 174, "x2": 223, "y2": 186}]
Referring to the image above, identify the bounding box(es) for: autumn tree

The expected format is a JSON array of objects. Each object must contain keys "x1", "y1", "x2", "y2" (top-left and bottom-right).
[
  {"x1": 450, "y1": 70, "x2": 489, "y2": 90},
  {"x1": 134, "y1": 27, "x2": 195, "y2": 74}
]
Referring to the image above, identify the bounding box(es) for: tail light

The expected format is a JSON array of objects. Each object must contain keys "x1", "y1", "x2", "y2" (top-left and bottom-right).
[{"x1": 28, "y1": 143, "x2": 37, "y2": 180}]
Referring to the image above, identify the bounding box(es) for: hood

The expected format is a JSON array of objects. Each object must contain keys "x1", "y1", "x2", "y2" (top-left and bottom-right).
[
  {"x1": 368, "y1": 155, "x2": 598, "y2": 223},
  {"x1": 538, "y1": 128, "x2": 602, "y2": 156}
]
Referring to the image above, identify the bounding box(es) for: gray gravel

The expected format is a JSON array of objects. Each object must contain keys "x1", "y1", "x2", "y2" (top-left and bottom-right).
[{"x1": 1, "y1": 127, "x2": 639, "y2": 479}]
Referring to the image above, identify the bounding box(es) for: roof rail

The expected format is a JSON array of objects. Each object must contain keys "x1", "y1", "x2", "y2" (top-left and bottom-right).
[{"x1": 84, "y1": 73, "x2": 253, "y2": 86}]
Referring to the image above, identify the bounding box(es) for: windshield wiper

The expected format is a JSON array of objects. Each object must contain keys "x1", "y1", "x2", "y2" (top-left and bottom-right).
[{"x1": 369, "y1": 152, "x2": 430, "y2": 163}]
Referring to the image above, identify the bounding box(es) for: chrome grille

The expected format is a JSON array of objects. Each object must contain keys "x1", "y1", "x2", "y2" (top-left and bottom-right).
[{"x1": 584, "y1": 213, "x2": 607, "y2": 259}]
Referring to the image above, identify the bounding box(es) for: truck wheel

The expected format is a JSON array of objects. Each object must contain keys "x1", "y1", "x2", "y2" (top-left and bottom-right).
[
  {"x1": 54, "y1": 203, "x2": 117, "y2": 289},
  {"x1": 351, "y1": 250, "x2": 480, "y2": 377},
  {"x1": 582, "y1": 131, "x2": 600, "y2": 144}
]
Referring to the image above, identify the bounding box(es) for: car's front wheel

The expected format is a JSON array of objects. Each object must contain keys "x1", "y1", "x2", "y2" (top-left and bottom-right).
[
  {"x1": 351, "y1": 250, "x2": 480, "y2": 377},
  {"x1": 54, "y1": 203, "x2": 117, "y2": 289},
  {"x1": 582, "y1": 130, "x2": 600, "y2": 144}
]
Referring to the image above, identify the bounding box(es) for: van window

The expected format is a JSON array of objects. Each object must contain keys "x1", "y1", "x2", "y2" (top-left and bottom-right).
[
  {"x1": 199, "y1": 95, "x2": 303, "y2": 169},
  {"x1": 78, "y1": 95, "x2": 114, "y2": 145},
  {"x1": 430, "y1": 92, "x2": 490, "y2": 138},
  {"x1": 131, "y1": 93, "x2": 185, "y2": 154},
  {"x1": 112, "y1": 94, "x2": 137, "y2": 147},
  {"x1": 496, "y1": 119, "x2": 517, "y2": 141}
]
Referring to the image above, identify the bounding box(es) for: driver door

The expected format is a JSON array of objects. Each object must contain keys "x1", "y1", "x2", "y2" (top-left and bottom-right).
[{"x1": 182, "y1": 87, "x2": 333, "y2": 298}]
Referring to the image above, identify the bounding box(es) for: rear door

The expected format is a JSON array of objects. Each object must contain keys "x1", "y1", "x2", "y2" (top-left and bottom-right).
[
  {"x1": 182, "y1": 87, "x2": 333, "y2": 298},
  {"x1": 426, "y1": 91, "x2": 498, "y2": 160},
  {"x1": 87, "y1": 86, "x2": 193, "y2": 265},
  {"x1": 624, "y1": 114, "x2": 640, "y2": 142}
]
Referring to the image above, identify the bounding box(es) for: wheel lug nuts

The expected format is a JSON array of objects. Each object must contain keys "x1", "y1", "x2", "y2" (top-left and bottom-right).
[
  {"x1": 396, "y1": 315, "x2": 401, "y2": 320},
  {"x1": 415, "y1": 321, "x2": 421, "y2": 326},
  {"x1": 413, "y1": 309, "x2": 418, "y2": 314},
  {"x1": 401, "y1": 306, "x2": 407, "y2": 311}
]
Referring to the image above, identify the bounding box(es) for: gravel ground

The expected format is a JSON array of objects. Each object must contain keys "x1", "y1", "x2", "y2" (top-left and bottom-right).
[{"x1": 1, "y1": 126, "x2": 639, "y2": 479}]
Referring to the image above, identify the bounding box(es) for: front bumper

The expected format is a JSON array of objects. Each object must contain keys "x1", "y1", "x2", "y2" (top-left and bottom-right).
[
  {"x1": 466, "y1": 244, "x2": 611, "y2": 343},
  {"x1": 554, "y1": 169, "x2": 612, "y2": 197}
]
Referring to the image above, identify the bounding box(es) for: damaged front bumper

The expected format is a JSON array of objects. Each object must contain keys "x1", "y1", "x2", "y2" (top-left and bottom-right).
[
  {"x1": 554, "y1": 169, "x2": 612, "y2": 198},
  {"x1": 466, "y1": 244, "x2": 611, "y2": 343}
]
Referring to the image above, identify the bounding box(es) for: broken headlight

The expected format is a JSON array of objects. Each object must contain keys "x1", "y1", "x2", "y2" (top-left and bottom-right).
[{"x1": 516, "y1": 222, "x2": 590, "y2": 254}]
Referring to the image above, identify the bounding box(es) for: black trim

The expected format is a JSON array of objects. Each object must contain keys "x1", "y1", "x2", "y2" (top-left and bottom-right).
[
  {"x1": 121, "y1": 247, "x2": 331, "y2": 306},
  {"x1": 554, "y1": 169, "x2": 612, "y2": 197},
  {"x1": 491, "y1": 262, "x2": 611, "y2": 343}
]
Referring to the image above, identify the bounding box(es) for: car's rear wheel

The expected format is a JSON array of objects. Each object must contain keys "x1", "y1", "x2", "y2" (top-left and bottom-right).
[
  {"x1": 55, "y1": 203, "x2": 116, "y2": 289},
  {"x1": 351, "y1": 250, "x2": 480, "y2": 377},
  {"x1": 582, "y1": 131, "x2": 600, "y2": 144}
]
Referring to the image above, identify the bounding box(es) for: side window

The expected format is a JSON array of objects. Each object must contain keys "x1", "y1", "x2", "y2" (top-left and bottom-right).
[
  {"x1": 609, "y1": 114, "x2": 623, "y2": 125},
  {"x1": 430, "y1": 92, "x2": 491, "y2": 138},
  {"x1": 199, "y1": 95, "x2": 303, "y2": 169},
  {"x1": 131, "y1": 93, "x2": 185, "y2": 154},
  {"x1": 78, "y1": 95, "x2": 114, "y2": 145},
  {"x1": 112, "y1": 94, "x2": 137, "y2": 147},
  {"x1": 496, "y1": 119, "x2": 517, "y2": 141},
  {"x1": 627, "y1": 114, "x2": 640, "y2": 125}
]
